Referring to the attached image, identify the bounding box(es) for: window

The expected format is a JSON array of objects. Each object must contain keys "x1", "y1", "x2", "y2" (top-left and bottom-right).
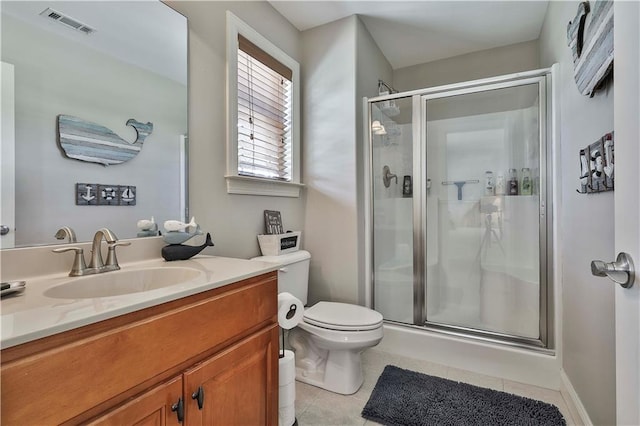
[
  {"x1": 237, "y1": 35, "x2": 292, "y2": 180},
  {"x1": 226, "y1": 12, "x2": 302, "y2": 197}
]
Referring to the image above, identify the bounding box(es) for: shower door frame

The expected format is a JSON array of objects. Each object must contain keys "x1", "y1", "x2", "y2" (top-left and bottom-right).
[{"x1": 366, "y1": 68, "x2": 554, "y2": 350}]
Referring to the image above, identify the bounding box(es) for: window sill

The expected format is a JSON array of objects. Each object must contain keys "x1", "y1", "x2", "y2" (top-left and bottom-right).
[{"x1": 225, "y1": 175, "x2": 304, "y2": 198}]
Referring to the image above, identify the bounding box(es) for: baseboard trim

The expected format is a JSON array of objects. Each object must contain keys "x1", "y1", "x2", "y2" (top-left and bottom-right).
[{"x1": 560, "y1": 369, "x2": 593, "y2": 425}]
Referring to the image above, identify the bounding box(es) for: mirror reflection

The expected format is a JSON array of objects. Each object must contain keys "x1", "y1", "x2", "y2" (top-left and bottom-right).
[{"x1": 1, "y1": 1, "x2": 188, "y2": 248}]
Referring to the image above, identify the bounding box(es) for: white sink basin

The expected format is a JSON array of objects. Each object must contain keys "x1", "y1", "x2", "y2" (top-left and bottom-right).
[{"x1": 44, "y1": 267, "x2": 203, "y2": 299}]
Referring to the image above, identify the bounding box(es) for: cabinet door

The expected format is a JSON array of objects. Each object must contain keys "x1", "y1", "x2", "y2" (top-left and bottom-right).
[
  {"x1": 88, "y1": 376, "x2": 184, "y2": 426},
  {"x1": 184, "y1": 326, "x2": 279, "y2": 426}
]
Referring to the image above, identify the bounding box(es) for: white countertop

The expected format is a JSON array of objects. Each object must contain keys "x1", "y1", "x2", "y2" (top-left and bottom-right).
[{"x1": 0, "y1": 255, "x2": 279, "y2": 349}]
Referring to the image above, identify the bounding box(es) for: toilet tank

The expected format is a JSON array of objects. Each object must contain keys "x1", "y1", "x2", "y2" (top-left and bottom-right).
[{"x1": 251, "y1": 250, "x2": 310, "y2": 305}]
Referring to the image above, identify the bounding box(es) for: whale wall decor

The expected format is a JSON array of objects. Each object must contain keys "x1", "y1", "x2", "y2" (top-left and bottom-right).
[
  {"x1": 566, "y1": 1, "x2": 613, "y2": 97},
  {"x1": 58, "y1": 114, "x2": 153, "y2": 166}
]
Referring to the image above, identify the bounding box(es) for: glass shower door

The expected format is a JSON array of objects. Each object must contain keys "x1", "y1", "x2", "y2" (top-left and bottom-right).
[
  {"x1": 371, "y1": 96, "x2": 415, "y2": 324},
  {"x1": 424, "y1": 82, "x2": 543, "y2": 340}
]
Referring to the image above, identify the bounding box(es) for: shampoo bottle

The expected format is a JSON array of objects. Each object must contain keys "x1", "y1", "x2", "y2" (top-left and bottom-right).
[
  {"x1": 495, "y1": 173, "x2": 506, "y2": 195},
  {"x1": 484, "y1": 171, "x2": 495, "y2": 196},
  {"x1": 521, "y1": 168, "x2": 532, "y2": 195},
  {"x1": 508, "y1": 168, "x2": 519, "y2": 195}
]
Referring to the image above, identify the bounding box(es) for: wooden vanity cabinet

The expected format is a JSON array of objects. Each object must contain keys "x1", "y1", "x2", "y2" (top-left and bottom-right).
[
  {"x1": 90, "y1": 326, "x2": 278, "y2": 426},
  {"x1": 1, "y1": 271, "x2": 279, "y2": 426},
  {"x1": 87, "y1": 375, "x2": 184, "y2": 426}
]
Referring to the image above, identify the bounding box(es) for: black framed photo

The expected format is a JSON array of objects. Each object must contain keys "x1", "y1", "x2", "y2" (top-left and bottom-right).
[
  {"x1": 589, "y1": 138, "x2": 606, "y2": 192},
  {"x1": 264, "y1": 210, "x2": 283, "y2": 235},
  {"x1": 578, "y1": 132, "x2": 614, "y2": 194}
]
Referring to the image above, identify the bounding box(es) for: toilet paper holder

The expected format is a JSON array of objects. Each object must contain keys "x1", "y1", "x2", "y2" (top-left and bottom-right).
[
  {"x1": 285, "y1": 303, "x2": 298, "y2": 320},
  {"x1": 280, "y1": 303, "x2": 298, "y2": 358}
]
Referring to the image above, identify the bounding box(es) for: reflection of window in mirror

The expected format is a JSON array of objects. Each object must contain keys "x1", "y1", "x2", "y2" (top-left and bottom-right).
[{"x1": 225, "y1": 12, "x2": 302, "y2": 198}]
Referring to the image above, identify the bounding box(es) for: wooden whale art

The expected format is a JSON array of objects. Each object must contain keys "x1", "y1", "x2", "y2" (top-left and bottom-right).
[
  {"x1": 58, "y1": 114, "x2": 153, "y2": 166},
  {"x1": 567, "y1": 1, "x2": 613, "y2": 97}
]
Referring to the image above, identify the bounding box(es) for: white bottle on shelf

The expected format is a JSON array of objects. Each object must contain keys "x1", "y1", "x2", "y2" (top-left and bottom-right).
[
  {"x1": 495, "y1": 173, "x2": 506, "y2": 195},
  {"x1": 484, "y1": 171, "x2": 495, "y2": 196}
]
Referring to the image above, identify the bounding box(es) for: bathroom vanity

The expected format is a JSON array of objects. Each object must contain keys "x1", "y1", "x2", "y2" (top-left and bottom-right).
[{"x1": 1, "y1": 247, "x2": 280, "y2": 425}]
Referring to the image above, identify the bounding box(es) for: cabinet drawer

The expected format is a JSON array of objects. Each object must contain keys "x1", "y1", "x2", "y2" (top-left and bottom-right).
[
  {"x1": 1, "y1": 272, "x2": 277, "y2": 425},
  {"x1": 87, "y1": 376, "x2": 183, "y2": 426}
]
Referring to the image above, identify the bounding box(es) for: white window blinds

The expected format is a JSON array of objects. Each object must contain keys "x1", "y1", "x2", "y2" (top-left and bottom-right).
[{"x1": 237, "y1": 35, "x2": 293, "y2": 181}]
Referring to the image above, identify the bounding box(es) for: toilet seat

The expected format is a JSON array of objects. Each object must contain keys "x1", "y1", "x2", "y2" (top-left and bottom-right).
[{"x1": 303, "y1": 302, "x2": 383, "y2": 331}]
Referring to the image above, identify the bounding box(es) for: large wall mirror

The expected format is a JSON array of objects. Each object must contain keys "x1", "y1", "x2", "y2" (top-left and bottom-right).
[{"x1": 1, "y1": 1, "x2": 188, "y2": 248}]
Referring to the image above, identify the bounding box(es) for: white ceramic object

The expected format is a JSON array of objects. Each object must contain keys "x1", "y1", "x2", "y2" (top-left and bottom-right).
[
  {"x1": 136, "y1": 216, "x2": 155, "y2": 231},
  {"x1": 1, "y1": 254, "x2": 280, "y2": 348},
  {"x1": 251, "y1": 251, "x2": 384, "y2": 395},
  {"x1": 164, "y1": 216, "x2": 196, "y2": 232},
  {"x1": 44, "y1": 267, "x2": 203, "y2": 299}
]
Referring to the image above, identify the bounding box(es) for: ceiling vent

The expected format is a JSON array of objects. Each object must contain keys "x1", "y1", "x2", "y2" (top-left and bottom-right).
[{"x1": 39, "y1": 8, "x2": 96, "y2": 35}]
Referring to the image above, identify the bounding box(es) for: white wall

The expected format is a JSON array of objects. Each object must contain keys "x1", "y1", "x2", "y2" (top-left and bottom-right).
[
  {"x1": 539, "y1": 2, "x2": 615, "y2": 424},
  {"x1": 301, "y1": 16, "x2": 358, "y2": 304},
  {"x1": 300, "y1": 15, "x2": 393, "y2": 306},
  {"x1": 393, "y1": 40, "x2": 540, "y2": 91},
  {"x1": 1, "y1": 14, "x2": 187, "y2": 245},
  {"x1": 356, "y1": 18, "x2": 394, "y2": 304},
  {"x1": 166, "y1": 1, "x2": 305, "y2": 259}
]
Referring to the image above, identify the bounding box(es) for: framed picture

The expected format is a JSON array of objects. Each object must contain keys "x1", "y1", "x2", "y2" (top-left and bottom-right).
[
  {"x1": 578, "y1": 132, "x2": 614, "y2": 194},
  {"x1": 602, "y1": 132, "x2": 614, "y2": 190},
  {"x1": 264, "y1": 210, "x2": 283, "y2": 235},
  {"x1": 578, "y1": 149, "x2": 589, "y2": 194},
  {"x1": 589, "y1": 138, "x2": 606, "y2": 192}
]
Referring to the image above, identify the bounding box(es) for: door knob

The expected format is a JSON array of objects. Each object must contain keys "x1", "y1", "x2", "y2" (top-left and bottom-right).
[{"x1": 591, "y1": 252, "x2": 635, "y2": 288}]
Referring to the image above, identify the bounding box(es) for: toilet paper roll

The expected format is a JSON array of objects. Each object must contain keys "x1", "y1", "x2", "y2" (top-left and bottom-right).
[
  {"x1": 279, "y1": 350, "x2": 296, "y2": 385},
  {"x1": 279, "y1": 381, "x2": 296, "y2": 405},
  {"x1": 277, "y1": 292, "x2": 304, "y2": 330},
  {"x1": 278, "y1": 403, "x2": 296, "y2": 426}
]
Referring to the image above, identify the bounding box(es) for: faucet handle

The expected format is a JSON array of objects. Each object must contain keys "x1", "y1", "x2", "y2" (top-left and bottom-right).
[
  {"x1": 105, "y1": 241, "x2": 131, "y2": 270},
  {"x1": 53, "y1": 247, "x2": 87, "y2": 276}
]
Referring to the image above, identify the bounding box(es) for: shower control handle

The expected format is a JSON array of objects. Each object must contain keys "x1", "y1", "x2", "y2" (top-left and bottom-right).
[
  {"x1": 383, "y1": 165, "x2": 397, "y2": 188},
  {"x1": 591, "y1": 252, "x2": 635, "y2": 288}
]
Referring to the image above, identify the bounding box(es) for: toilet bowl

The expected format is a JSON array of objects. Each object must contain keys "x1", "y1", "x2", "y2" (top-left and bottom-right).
[
  {"x1": 289, "y1": 301, "x2": 383, "y2": 395},
  {"x1": 251, "y1": 250, "x2": 384, "y2": 395}
]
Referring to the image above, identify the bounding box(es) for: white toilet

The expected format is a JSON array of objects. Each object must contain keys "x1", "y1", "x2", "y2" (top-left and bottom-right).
[{"x1": 253, "y1": 250, "x2": 383, "y2": 395}]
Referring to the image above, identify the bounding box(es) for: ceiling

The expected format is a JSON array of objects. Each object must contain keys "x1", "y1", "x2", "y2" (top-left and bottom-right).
[
  {"x1": 269, "y1": 1, "x2": 549, "y2": 69},
  {"x1": 1, "y1": 1, "x2": 187, "y2": 84}
]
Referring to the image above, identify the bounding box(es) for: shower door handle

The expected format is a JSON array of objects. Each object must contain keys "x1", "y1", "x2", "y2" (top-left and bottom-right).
[{"x1": 591, "y1": 252, "x2": 635, "y2": 288}]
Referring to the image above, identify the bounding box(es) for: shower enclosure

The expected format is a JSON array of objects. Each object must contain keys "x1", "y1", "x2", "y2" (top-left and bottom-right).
[{"x1": 367, "y1": 69, "x2": 553, "y2": 348}]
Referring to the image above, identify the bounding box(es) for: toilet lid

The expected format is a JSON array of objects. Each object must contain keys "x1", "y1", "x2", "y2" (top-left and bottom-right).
[{"x1": 303, "y1": 302, "x2": 383, "y2": 331}]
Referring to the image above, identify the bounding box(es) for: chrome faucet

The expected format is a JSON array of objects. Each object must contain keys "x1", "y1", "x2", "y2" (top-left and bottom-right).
[
  {"x1": 88, "y1": 228, "x2": 132, "y2": 272},
  {"x1": 53, "y1": 228, "x2": 130, "y2": 276},
  {"x1": 88, "y1": 228, "x2": 118, "y2": 270},
  {"x1": 55, "y1": 227, "x2": 77, "y2": 243}
]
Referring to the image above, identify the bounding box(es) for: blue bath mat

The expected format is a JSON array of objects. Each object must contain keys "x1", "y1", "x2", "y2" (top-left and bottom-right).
[{"x1": 362, "y1": 365, "x2": 566, "y2": 426}]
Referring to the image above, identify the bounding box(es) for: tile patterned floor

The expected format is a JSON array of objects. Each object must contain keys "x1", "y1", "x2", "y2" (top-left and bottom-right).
[{"x1": 294, "y1": 348, "x2": 579, "y2": 426}]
